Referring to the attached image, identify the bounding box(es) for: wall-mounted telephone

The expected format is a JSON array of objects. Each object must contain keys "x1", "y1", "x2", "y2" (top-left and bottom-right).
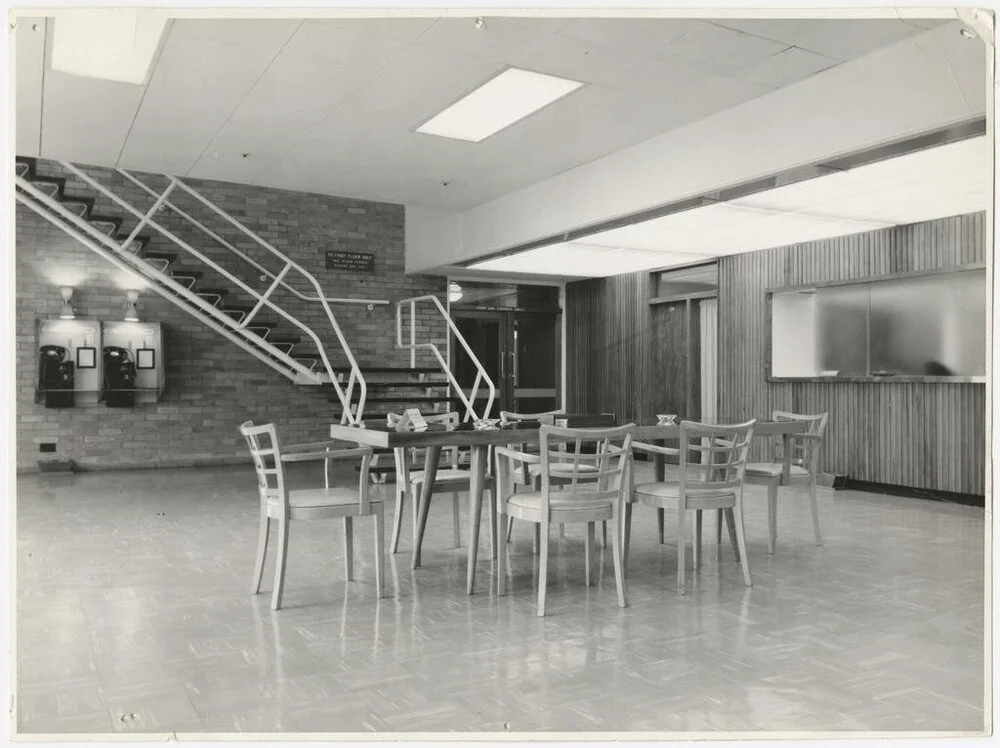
[
  {"x1": 38, "y1": 345, "x2": 75, "y2": 408},
  {"x1": 102, "y1": 346, "x2": 137, "y2": 408}
]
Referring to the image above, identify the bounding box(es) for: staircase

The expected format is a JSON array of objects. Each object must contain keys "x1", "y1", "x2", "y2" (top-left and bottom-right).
[
  {"x1": 14, "y1": 157, "x2": 495, "y2": 427},
  {"x1": 14, "y1": 157, "x2": 373, "y2": 423}
]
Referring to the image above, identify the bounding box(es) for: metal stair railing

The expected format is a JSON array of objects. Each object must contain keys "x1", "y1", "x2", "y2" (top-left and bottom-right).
[
  {"x1": 15, "y1": 184, "x2": 304, "y2": 385},
  {"x1": 15, "y1": 162, "x2": 370, "y2": 425},
  {"x1": 396, "y1": 295, "x2": 496, "y2": 422}
]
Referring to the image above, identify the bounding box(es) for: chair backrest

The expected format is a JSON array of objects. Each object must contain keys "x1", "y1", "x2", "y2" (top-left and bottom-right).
[
  {"x1": 771, "y1": 410, "x2": 828, "y2": 473},
  {"x1": 240, "y1": 420, "x2": 287, "y2": 507},
  {"x1": 676, "y1": 420, "x2": 756, "y2": 497},
  {"x1": 239, "y1": 420, "x2": 374, "y2": 512},
  {"x1": 537, "y1": 424, "x2": 635, "y2": 514}
]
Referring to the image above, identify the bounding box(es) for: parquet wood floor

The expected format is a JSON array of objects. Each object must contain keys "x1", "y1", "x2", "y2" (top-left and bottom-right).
[{"x1": 14, "y1": 461, "x2": 987, "y2": 736}]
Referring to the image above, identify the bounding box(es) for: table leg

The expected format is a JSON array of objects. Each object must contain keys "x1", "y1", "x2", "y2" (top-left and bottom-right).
[
  {"x1": 466, "y1": 444, "x2": 487, "y2": 595},
  {"x1": 411, "y1": 445, "x2": 441, "y2": 570}
]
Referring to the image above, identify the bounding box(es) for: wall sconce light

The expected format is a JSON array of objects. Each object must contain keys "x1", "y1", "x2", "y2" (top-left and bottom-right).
[
  {"x1": 59, "y1": 287, "x2": 75, "y2": 319},
  {"x1": 124, "y1": 289, "x2": 139, "y2": 322},
  {"x1": 448, "y1": 282, "x2": 463, "y2": 303}
]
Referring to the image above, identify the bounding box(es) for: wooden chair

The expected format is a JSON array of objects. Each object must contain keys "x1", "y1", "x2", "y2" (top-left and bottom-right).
[
  {"x1": 495, "y1": 423, "x2": 634, "y2": 616},
  {"x1": 629, "y1": 420, "x2": 755, "y2": 594},
  {"x1": 240, "y1": 421, "x2": 385, "y2": 611},
  {"x1": 744, "y1": 411, "x2": 828, "y2": 554},
  {"x1": 386, "y1": 412, "x2": 495, "y2": 558},
  {"x1": 499, "y1": 409, "x2": 573, "y2": 544}
]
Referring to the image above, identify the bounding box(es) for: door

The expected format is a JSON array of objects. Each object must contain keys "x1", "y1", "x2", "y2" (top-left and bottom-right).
[{"x1": 452, "y1": 310, "x2": 560, "y2": 417}]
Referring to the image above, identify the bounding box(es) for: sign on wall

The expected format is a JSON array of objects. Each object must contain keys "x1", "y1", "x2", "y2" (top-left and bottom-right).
[{"x1": 326, "y1": 250, "x2": 375, "y2": 273}]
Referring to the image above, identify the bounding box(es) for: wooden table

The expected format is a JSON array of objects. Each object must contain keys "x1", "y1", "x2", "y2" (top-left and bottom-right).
[{"x1": 330, "y1": 419, "x2": 808, "y2": 595}]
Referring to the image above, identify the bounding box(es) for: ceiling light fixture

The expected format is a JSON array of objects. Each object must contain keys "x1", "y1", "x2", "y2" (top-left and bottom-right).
[
  {"x1": 51, "y1": 9, "x2": 168, "y2": 85},
  {"x1": 416, "y1": 67, "x2": 584, "y2": 143},
  {"x1": 59, "y1": 287, "x2": 76, "y2": 320},
  {"x1": 123, "y1": 290, "x2": 140, "y2": 322}
]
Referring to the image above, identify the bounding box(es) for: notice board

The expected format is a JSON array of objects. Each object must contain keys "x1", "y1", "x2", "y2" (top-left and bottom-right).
[{"x1": 326, "y1": 250, "x2": 375, "y2": 273}]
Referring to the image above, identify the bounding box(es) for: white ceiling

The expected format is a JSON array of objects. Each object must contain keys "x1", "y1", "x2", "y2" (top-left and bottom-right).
[
  {"x1": 471, "y1": 135, "x2": 992, "y2": 277},
  {"x1": 16, "y1": 13, "x2": 946, "y2": 211}
]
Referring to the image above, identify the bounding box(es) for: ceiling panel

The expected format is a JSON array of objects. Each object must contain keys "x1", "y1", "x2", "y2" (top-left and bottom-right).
[
  {"x1": 649, "y1": 20, "x2": 790, "y2": 76},
  {"x1": 412, "y1": 17, "x2": 557, "y2": 60},
  {"x1": 281, "y1": 20, "x2": 411, "y2": 71},
  {"x1": 41, "y1": 70, "x2": 144, "y2": 165},
  {"x1": 15, "y1": 18, "x2": 46, "y2": 156},
  {"x1": 708, "y1": 18, "x2": 935, "y2": 62},
  {"x1": 556, "y1": 18, "x2": 690, "y2": 57},
  {"x1": 734, "y1": 46, "x2": 839, "y2": 87}
]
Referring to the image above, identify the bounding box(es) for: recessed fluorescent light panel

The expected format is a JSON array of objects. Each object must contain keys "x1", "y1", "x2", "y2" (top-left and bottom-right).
[
  {"x1": 417, "y1": 68, "x2": 584, "y2": 142},
  {"x1": 51, "y1": 9, "x2": 168, "y2": 85},
  {"x1": 469, "y1": 243, "x2": 705, "y2": 277}
]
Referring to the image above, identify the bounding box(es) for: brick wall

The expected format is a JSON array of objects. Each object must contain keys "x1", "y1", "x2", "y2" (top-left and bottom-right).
[{"x1": 16, "y1": 161, "x2": 447, "y2": 471}]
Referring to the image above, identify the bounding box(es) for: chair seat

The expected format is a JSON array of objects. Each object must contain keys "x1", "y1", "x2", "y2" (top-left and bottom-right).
[
  {"x1": 506, "y1": 490, "x2": 612, "y2": 513},
  {"x1": 410, "y1": 468, "x2": 492, "y2": 485},
  {"x1": 745, "y1": 462, "x2": 810, "y2": 478},
  {"x1": 633, "y1": 481, "x2": 736, "y2": 504},
  {"x1": 274, "y1": 487, "x2": 382, "y2": 509}
]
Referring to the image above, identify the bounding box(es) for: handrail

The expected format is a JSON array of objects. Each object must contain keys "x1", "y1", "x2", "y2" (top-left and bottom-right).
[
  {"x1": 51, "y1": 161, "x2": 367, "y2": 425},
  {"x1": 14, "y1": 185, "x2": 309, "y2": 380},
  {"x1": 114, "y1": 168, "x2": 389, "y2": 308},
  {"x1": 396, "y1": 294, "x2": 496, "y2": 422}
]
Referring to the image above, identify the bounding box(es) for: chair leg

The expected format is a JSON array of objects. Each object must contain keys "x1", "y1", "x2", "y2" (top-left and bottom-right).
[
  {"x1": 809, "y1": 479, "x2": 823, "y2": 546},
  {"x1": 452, "y1": 492, "x2": 461, "y2": 548},
  {"x1": 374, "y1": 505, "x2": 386, "y2": 598},
  {"x1": 734, "y1": 501, "x2": 753, "y2": 587},
  {"x1": 611, "y1": 506, "x2": 628, "y2": 608},
  {"x1": 677, "y1": 505, "x2": 687, "y2": 595},
  {"x1": 497, "y1": 506, "x2": 508, "y2": 596},
  {"x1": 623, "y1": 503, "x2": 633, "y2": 578},
  {"x1": 725, "y1": 508, "x2": 740, "y2": 561},
  {"x1": 390, "y1": 487, "x2": 406, "y2": 554},
  {"x1": 488, "y1": 489, "x2": 497, "y2": 560},
  {"x1": 533, "y1": 524, "x2": 541, "y2": 555},
  {"x1": 506, "y1": 515, "x2": 514, "y2": 542},
  {"x1": 584, "y1": 522, "x2": 595, "y2": 586},
  {"x1": 343, "y1": 516, "x2": 354, "y2": 581},
  {"x1": 601, "y1": 520, "x2": 608, "y2": 549},
  {"x1": 271, "y1": 515, "x2": 289, "y2": 611},
  {"x1": 657, "y1": 507, "x2": 665, "y2": 544},
  {"x1": 251, "y1": 513, "x2": 270, "y2": 595},
  {"x1": 693, "y1": 510, "x2": 703, "y2": 570},
  {"x1": 766, "y1": 479, "x2": 779, "y2": 554},
  {"x1": 715, "y1": 508, "x2": 723, "y2": 548},
  {"x1": 537, "y1": 523, "x2": 550, "y2": 617}
]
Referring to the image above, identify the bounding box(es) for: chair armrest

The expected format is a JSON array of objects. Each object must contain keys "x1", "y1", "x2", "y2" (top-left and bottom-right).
[
  {"x1": 494, "y1": 446, "x2": 541, "y2": 465},
  {"x1": 281, "y1": 447, "x2": 373, "y2": 463},
  {"x1": 631, "y1": 441, "x2": 680, "y2": 457}
]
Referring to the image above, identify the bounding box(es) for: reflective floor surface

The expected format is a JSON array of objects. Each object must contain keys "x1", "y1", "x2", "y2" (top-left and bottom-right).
[{"x1": 15, "y1": 461, "x2": 986, "y2": 735}]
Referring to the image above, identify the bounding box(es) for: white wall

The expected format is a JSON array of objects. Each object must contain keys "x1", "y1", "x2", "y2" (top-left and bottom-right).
[{"x1": 407, "y1": 22, "x2": 987, "y2": 273}]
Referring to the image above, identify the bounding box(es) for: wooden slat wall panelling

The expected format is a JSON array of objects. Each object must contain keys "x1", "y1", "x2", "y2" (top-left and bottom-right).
[{"x1": 718, "y1": 211, "x2": 986, "y2": 495}]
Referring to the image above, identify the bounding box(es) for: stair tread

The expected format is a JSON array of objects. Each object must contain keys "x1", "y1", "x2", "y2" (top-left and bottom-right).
[
  {"x1": 169, "y1": 270, "x2": 203, "y2": 279},
  {"x1": 330, "y1": 366, "x2": 443, "y2": 374},
  {"x1": 267, "y1": 335, "x2": 300, "y2": 343},
  {"x1": 143, "y1": 251, "x2": 177, "y2": 260},
  {"x1": 196, "y1": 288, "x2": 229, "y2": 296},
  {"x1": 337, "y1": 395, "x2": 464, "y2": 404},
  {"x1": 246, "y1": 321, "x2": 279, "y2": 328}
]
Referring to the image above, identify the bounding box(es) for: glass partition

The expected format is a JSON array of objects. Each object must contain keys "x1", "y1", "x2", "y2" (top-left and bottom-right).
[{"x1": 771, "y1": 266, "x2": 986, "y2": 380}]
